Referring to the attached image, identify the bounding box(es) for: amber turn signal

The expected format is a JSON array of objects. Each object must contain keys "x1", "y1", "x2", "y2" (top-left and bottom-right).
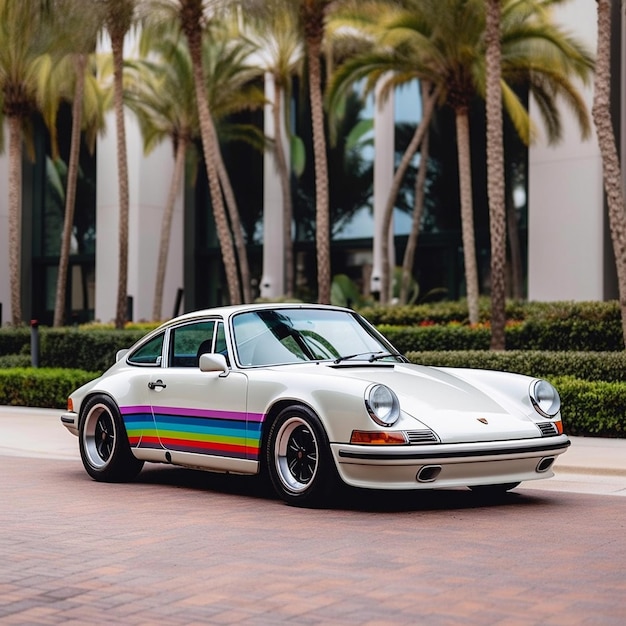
[{"x1": 350, "y1": 430, "x2": 407, "y2": 445}]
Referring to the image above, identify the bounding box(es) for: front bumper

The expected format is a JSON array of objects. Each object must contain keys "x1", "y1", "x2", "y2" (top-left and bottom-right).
[
  {"x1": 60, "y1": 411, "x2": 79, "y2": 437},
  {"x1": 331, "y1": 435, "x2": 570, "y2": 490}
]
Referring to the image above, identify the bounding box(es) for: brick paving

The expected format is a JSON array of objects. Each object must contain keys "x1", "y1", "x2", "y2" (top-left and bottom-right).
[{"x1": 1, "y1": 455, "x2": 626, "y2": 625}]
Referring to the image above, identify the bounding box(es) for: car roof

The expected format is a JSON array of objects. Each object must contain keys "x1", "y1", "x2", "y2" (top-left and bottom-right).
[{"x1": 157, "y1": 302, "x2": 353, "y2": 329}]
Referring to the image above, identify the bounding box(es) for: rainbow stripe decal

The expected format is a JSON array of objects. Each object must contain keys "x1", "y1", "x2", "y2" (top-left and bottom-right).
[{"x1": 121, "y1": 405, "x2": 264, "y2": 460}]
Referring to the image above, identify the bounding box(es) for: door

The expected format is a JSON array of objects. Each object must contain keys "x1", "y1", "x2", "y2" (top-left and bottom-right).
[{"x1": 147, "y1": 320, "x2": 256, "y2": 473}]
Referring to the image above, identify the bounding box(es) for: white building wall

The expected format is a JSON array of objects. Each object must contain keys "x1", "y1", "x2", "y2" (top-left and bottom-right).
[
  {"x1": 528, "y1": 0, "x2": 605, "y2": 301},
  {"x1": 0, "y1": 124, "x2": 9, "y2": 325},
  {"x1": 95, "y1": 111, "x2": 182, "y2": 323}
]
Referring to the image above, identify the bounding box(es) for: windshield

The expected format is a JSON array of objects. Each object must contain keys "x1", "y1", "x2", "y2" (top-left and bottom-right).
[{"x1": 232, "y1": 308, "x2": 402, "y2": 367}]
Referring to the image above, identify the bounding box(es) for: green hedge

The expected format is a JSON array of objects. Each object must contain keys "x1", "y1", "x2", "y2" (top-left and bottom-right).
[
  {"x1": 359, "y1": 299, "x2": 621, "y2": 326},
  {"x1": 553, "y1": 376, "x2": 626, "y2": 437},
  {"x1": 0, "y1": 368, "x2": 99, "y2": 409},
  {"x1": 405, "y1": 350, "x2": 626, "y2": 382},
  {"x1": 0, "y1": 328, "x2": 145, "y2": 373},
  {"x1": 41, "y1": 328, "x2": 145, "y2": 372},
  {"x1": 381, "y1": 319, "x2": 623, "y2": 352}
]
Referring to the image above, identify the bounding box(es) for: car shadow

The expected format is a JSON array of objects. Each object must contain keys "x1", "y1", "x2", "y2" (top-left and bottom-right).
[{"x1": 134, "y1": 464, "x2": 553, "y2": 513}]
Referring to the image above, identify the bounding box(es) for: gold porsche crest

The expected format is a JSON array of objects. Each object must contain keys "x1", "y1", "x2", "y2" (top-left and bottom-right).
[{"x1": 477, "y1": 418, "x2": 489, "y2": 425}]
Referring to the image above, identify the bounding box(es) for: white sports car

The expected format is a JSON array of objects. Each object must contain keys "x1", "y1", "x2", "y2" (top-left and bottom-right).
[{"x1": 61, "y1": 303, "x2": 570, "y2": 506}]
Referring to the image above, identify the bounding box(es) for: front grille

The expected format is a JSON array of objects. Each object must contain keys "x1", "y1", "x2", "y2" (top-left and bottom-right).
[
  {"x1": 406, "y1": 429, "x2": 439, "y2": 444},
  {"x1": 537, "y1": 422, "x2": 558, "y2": 437}
]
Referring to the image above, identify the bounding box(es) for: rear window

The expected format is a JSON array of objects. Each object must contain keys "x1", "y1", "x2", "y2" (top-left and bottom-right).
[{"x1": 127, "y1": 333, "x2": 164, "y2": 366}]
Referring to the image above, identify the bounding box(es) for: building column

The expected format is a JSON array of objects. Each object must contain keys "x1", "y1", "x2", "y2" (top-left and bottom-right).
[
  {"x1": 260, "y1": 72, "x2": 288, "y2": 299},
  {"x1": 528, "y1": 0, "x2": 608, "y2": 301},
  {"x1": 370, "y1": 78, "x2": 395, "y2": 298}
]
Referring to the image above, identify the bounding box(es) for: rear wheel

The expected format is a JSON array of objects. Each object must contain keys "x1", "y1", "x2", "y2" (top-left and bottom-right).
[
  {"x1": 267, "y1": 405, "x2": 337, "y2": 507},
  {"x1": 79, "y1": 395, "x2": 144, "y2": 482}
]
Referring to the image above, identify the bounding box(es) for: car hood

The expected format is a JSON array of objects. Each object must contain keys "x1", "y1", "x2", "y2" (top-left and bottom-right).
[{"x1": 323, "y1": 362, "x2": 540, "y2": 442}]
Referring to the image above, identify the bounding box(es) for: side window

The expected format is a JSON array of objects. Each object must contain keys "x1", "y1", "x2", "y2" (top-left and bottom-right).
[
  {"x1": 170, "y1": 321, "x2": 215, "y2": 367},
  {"x1": 127, "y1": 333, "x2": 165, "y2": 366}
]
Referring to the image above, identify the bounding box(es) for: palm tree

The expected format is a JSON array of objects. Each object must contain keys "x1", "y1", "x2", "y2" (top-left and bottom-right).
[
  {"x1": 0, "y1": 0, "x2": 54, "y2": 325},
  {"x1": 592, "y1": 0, "x2": 626, "y2": 348},
  {"x1": 36, "y1": 0, "x2": 107, "y2": 327},
  {"x1": 299, "y1": 0, "x2": 334, "y2": 304},
  {"x1": 485, "y1": 0, "x2": 506, "y2": 349},
  {"x1": 101, "y1": 0, "x2": 138, "y2": 328},
  {"x1": 128, "y1": 21, "x2": 264, "y2": 317},
  {"x1": 329, "y1": 0, "x2": 593, "y2": 322},
  {"x1": 146, "y1": 0, "x2": 242, "y2": 305},
  {"x1": 197, "y1": 17, "x2": 265, "y2": 304}
]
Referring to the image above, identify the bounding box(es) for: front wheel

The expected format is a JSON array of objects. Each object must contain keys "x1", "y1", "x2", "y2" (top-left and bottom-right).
[
  {"x1": 79, "y1": 395, "x2": 144, "y2": 482},
  {"x1": 267, "y1": 405, "x2": 337, "y2": 507}
]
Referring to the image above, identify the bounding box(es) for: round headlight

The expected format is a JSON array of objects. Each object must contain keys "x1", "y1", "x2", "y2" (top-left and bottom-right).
[
  {"x1": 530, "y1": 379, "x2": 561, "y2": 418},
  {"x1": 365, "y1": 384, "x2": 400, "y2": 426}
]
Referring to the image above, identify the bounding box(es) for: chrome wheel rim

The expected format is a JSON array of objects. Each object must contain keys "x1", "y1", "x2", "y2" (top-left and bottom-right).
[
  {"x1": 83, "y1": 404, "x2": 116, "y2": 469},
  {"x1": 274, "y1": 417, "x2": 318, "y2": 494}
]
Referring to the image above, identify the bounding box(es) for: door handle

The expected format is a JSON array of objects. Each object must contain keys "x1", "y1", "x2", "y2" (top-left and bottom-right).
[{"x1": 148, "y1": 379, "x2": 167, "y2": 390}]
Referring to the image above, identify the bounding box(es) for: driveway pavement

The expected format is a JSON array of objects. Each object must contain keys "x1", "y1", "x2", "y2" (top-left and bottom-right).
[
  {"x1": 1, "y1": 405, "x2": 625, "y2": 497},
  {"x1": 2, "y1": 405, "x2": 626, "y2": 625}
]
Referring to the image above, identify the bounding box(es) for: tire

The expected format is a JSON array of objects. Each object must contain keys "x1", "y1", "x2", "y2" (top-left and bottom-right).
[
  {"x1": 79, "y1": 395, "x2": 144, "y2": 482},
  {"x1": 469, "y1": 482, "x2": 519, "y2": 494},
  {"x1": 267, "y1": 405, "x2": 337, "y2": 507}
]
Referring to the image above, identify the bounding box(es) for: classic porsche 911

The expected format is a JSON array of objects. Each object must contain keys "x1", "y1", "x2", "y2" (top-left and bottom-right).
[{"x1": 61, "y1": 303, "x2": 569, "y2": 506}]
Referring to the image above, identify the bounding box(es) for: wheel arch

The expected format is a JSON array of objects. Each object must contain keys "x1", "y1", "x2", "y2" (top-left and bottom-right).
[
  {"x1": 259, "y1": 399, "x2": 327, "y2": 471},
  {"x1": 78, "y1": 391, "x2": 120, "y2": 422}
]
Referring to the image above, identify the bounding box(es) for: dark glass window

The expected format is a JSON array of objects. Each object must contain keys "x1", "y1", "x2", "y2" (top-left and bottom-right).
[
  {"x1": 169, "y1": 321, "x2": 215, "y2": 367},
  {"x1": 128, "y1": 333, "x2": 165, "y2": 366}
]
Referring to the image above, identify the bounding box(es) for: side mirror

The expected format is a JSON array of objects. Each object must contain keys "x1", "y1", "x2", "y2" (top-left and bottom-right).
[
  {"x1": 199, "y1": 353, "x2": 229, "y2": 376},
  {"x1": 116, "y1": 348, "x2": 129, "y2": 362}
]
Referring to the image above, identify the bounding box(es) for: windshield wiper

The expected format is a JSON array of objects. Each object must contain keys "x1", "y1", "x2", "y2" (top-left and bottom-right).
[
  {"x1": 368, "y1": 351, "x2": 405, "y2": 362},
  {"x1": 334, "y1": 351, "x2": 404, "y2": 364}
]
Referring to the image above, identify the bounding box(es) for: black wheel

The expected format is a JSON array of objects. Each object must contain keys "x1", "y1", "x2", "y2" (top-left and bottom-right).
[
  {"x1": 267, "y1": 405, "x2": 337, "y2": 507},
  {"x1": 469, "y1": 482, "x2": 519, "y2": 494},
  {"x1": 79, "y1": 395, "x2": 144, "y2": 482}
]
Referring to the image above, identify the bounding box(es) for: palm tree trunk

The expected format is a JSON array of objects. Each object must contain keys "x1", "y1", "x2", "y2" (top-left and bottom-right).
[
  {"x1": 455, "y1": 107, "x2": 480, "y2": 325},
  {"x1": 214, "y1": 136, "x2": 252, "y2": 304},
  {"x1": 303, "y1": 6, "x2": 331, "y2": 304},
  {"x1": 380, "y1": 82, "x2": 439, "y2": 303},
  {"x1": 153, "y1": 135, "x2": 187, "y2": 321},
  {"x1": 54, "y1": 54, "x2": 87, "y2": 328},
  {"x1": 185, "y1": 21, "x2": 241, "y2": 305},
  {"x1": 7, "y1": 114, "x2": 22, "y2": 326},
  {"x1": 272, "y1": 78, "x2": 295, "y2": 298},
  {"x1": 112, "y1": 32, "x2": 130, "y2": 329},
  {"x1": 400, "y1": 123, "x2": 430, "y2": 306},
  {"x1": 485, "y1": 0, "x2": 506, "y2": 350},
  {"x1": 592, "y1": 0, "x2": 626, "y2": 348}
]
